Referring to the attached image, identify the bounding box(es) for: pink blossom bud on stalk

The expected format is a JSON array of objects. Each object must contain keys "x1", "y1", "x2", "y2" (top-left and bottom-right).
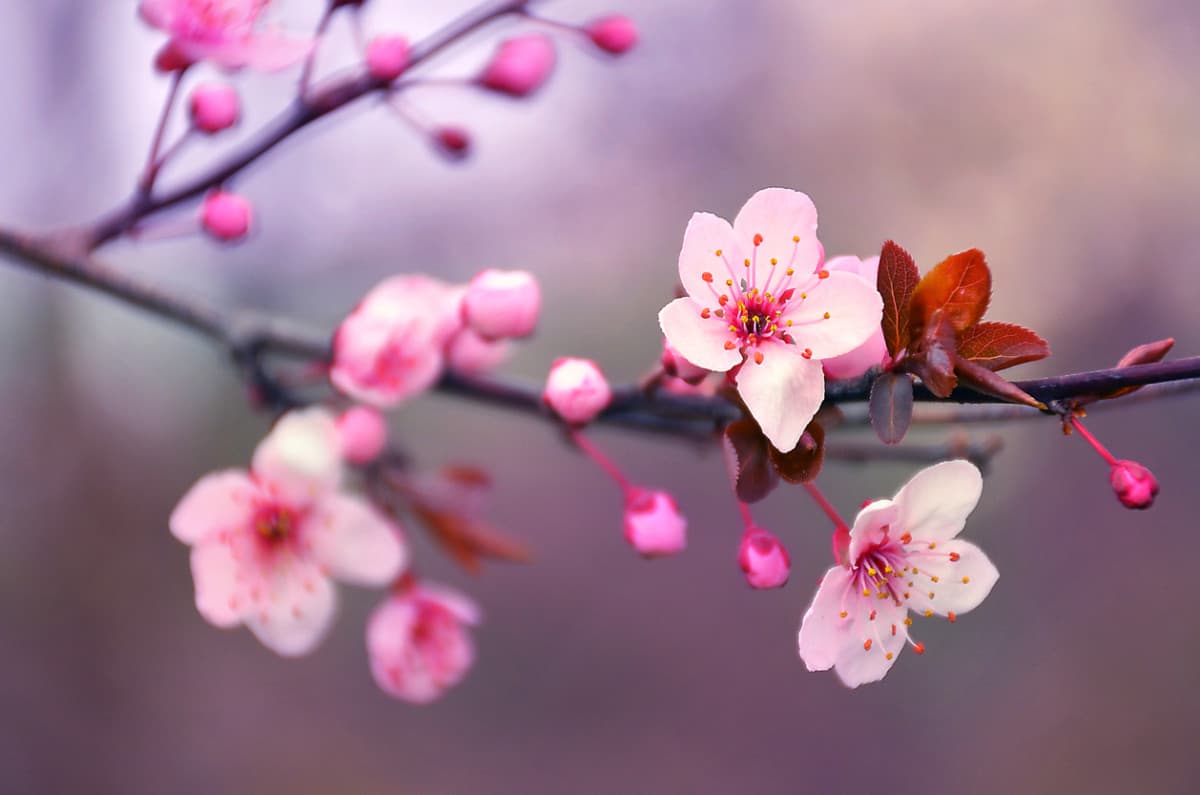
[
  {"x1": 1110, "y1": 460, "x2": 1159, "y2": 510},
  {"x1": 479, "y1": 34, "x2": 557, "y2": 97},
  {"x1": 365, "y1": 35, "x2": 410, "y2": 81},
  {"x1": 189, "y1": 82, "x2": 240, "y2": 134},
  {"x1": 435, "y1": 127, "x2": 471, "y2": 159},
  {"x1": 462, "y1": 269, "x2": 541, "y2": 340},
  {"x1": 446, "y1": 329, "x2": 511, "y2": 374},
  {"x1": 200, "y1": 191, "x2": 252, "y2": 241},
  {"x1": 586, "y1": 15, "x2": 639, "y2": 54},
  {"x1": 624, "y1": 488, "x2": 687, "y2": 557},
  {"x1": 336, "y1": 406, "x2": 388, "y2": 465},
  {"x1": 738, "y1": 527, "x2": 791, "y2": 589},
  {"x1": 661, "y1": 339, "x2": 708, "y2": 384},
  {"x1": 543, "y1": 358, "x2": 612, "y2": 424}
]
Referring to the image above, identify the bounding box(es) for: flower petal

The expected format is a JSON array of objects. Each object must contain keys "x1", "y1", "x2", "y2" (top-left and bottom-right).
[
  {"x1": 735, "y1": 346, "x2": 824, "y2": 452},
  {"x1": 677, "y1": 212, "x2": 744, "y2": 301},
  {"x1": 903, "y1": 540, "x2": 999, "y2": 616},
  {"x1": 243, "y1": 558, "x2": 338, "y2": 657},
  {"x1": 241, "y1": 32, "x2": 314, "y2": 71},
  {"x1": 252, "y1": 408, "x2": 343, "y2": 507},
  {"x1": 894, "y1": 460, "x2": 983, "y2": 542},
  {"x1": 189, "y1": 537, "x2": 249, "y2": 628},
  {"x1": 798, "y1": 566, "x2": 855, "y2": 672},
  {"x1": 846, "y1": 499, "x2": 899, "y2": 564},
  {"x1": 781, "y1": 271, "x2": 883, "y2": 360},
  {"x1": 308, "y1": 495, "x2": 407, "y2": 586},
  {"x1": 170, "y1": 470, "x2": 258, "y2": 545},
  {"x1": 732, "y1": 188, "x2": 822, "y2": 277},
  {"x1": 658, "y1": 297, "x2": 742, "y2": 372},
  {"x1": 832, "y1": 597, "x2": 908, "y2": 688}
]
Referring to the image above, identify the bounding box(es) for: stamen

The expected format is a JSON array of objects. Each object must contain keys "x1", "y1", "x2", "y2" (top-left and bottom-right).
[
  {"x1": 753, "y1": 351, "x2": 764, "y2": 365},
  {"x1": 818, "y1": 269, "x2": 830, "y2": 279},
  {"x1": 801, "y1": 348, "x2": 812, "y2": 359},
  {"x1": 823, "y1": 312, "x2": 831, "y2": 319},
  {"x1": 949, "y1": 552, "x2": 960, "y2": 562},
  {"x1": 947, "y1": 611, "x2": 957, "y2": 623},
  {"x1": 863, "y1": 639, "x2": 873, "y2": 651},
  {"x1": 753, "y1": 233, "x2": 763, "y2": 246},
  {"x1": 724, "y1": 340, "x2": 736, "y2": 350},
  {"x1": 961, "y1": 576, "x2": 971, "y2": 584},
  {"x1": 702, "y1": 272, "x2": 713, "y2": 282}
]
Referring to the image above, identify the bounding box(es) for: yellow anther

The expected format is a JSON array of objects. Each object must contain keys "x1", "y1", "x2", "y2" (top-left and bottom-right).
[
  {"x1": 786, "y1": 319, "x2": 793, "y2": 327},
  {"x1": 928, "y1": 542, "x2": 937, "y2": 549},
  {"x1": 931, "y1": 576, "x2": 939, "y2": 583},
  {"x1": 715, "y1": 249, "x2": 723, "y2": 256},
  {"x1": 885, "y1": 652, "x2": 894, "y2": 660},
  {"x1": 962, "y1": 576, "x2": 971, "y2": 584},
  {"x1": 839, "y1": 611, "x2": 848, "y2": 618},
  {"x1": 770, "y1": 258, "x2": 778, "y2": 265},
  {"x1": 862, "y1": 589, "x2": 871, "y2": 597},
  {"x1": 884, "y1": 565, "x2": 893, "y2": 573},
  {"x1": 725, "y1": 279, "x2": 733, "y2": 287},
  {"x1": 903, "y1": 617, "x2": 913, "y2": 626},
  {"x1": 792, "y1": 235, "x2": 800, "y2": 242},
  {"x1": 823, "y1": 312, "x2": 831, "y2": 319},
  {"x1": 799, "y1": 291, "x2": 806, "y2": 299},
  {"x1": 928, "y1": 591, "x2": 935, "y2": 599},
  {"x1": 786, "y1": 269, "x2": 795, "y2": 276},
  {"x1": 743, "y1": 259, "x2": 751, "y2": 267},
  {"x1": 924, "y1": 609, "x2": 933, "y2": 617},
  {"x1": 867, "y1": 568, "x2": 877, "y2": 576}
]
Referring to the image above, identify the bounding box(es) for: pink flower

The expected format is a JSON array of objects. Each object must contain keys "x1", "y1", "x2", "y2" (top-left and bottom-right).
[
  {"x1": 169, "y1": 408, "x2": 407, "y2": 656},
  {"x1": 336, "y1": 406, "x2": 388, "y2": 465},
  {"x1": 543, "y1": 357, "x2": 612, "y2": 425},
  {"x1": 624, "y1": 488, "x2": 687, "y2": 557},
  {"x1": 365, "y1": 35, "x2": 410, "y2": 81},
  {"x1": 797, "y1": 460, "x2": 998, "y2": 687},
  {"x1": 821, "y1": 255, "x2": 888, "y2": 380},
  {"x1": 738, "y1": 527, "x2": 790, "y2": 589},
  {"x1": 330, "y1": 275, "x2": 463, "y2": 408},
  {"x1": 461, "y1": 269, "x2": 541, "y2": 340},
  {"x1": 367, "y1": 581, "x2": 481, "y2": 703},
  {"x1": 189, "y1": 82, "x2": 240, "y2": 133},
  {"x1": 479, "y1": 34, "x2": 557, "y2": 98},
  {"x1": 586, "y1": 15, "x2": 638, "y2": 55},
  {"x1": 200, "y1": 190, "x2": 252, "y2": 241},
  {"x1": 446, "y1": 329, "x2": 511, "y2": 375},
  {"x1": 138, "y1": 0, "x2": 312, "y2": 71},
  {"x1": 658, "y1": 188, "x2": 882, "y2": 452},
  {"x1": 1110, "y1": 459, "x2": 1158, "y2": 510}
]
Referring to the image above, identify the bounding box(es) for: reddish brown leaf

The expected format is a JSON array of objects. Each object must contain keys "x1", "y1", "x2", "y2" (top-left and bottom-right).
[
  {"x1": 954, "y1": 355, "x2": 1045, "y2": 409},
  {"x1": 956, "y1": 322, "x2": 1051, "y2": 371},
  {"x1": 910, "y1": 248, "x2": 992, "y2": 336},
  {"x1": 869, "y1": 372, "x2": 914, "y2": 445},
  {"x1": 723, "y1": 419, "x2": 779, "y2": 503},
  {"x1": 413, "y1": 505, "x2": 531, "y2": 574},
  {"x1": 878, "y1": 240, "x2": 920, "y2": 358},
  {"x1": 903, "y1": 311, "x2": 958, "y2": 397},
  {"x1": 769, "y1": 421, "x2": 825, "y2": 483}
]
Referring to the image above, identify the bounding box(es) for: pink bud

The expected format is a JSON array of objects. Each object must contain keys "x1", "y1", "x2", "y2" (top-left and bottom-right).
[
  {"x1": 543, "y1": 357, "x2": 612, "y2": 425},
  {"x1": 336, "y1": 406, "x2": 388, "y2": 465},
  {"x1": 1110, "y1": 459, "x2": 1159, "y2": 510},
  {"x1": 365, "y1": 35, "x2": 410, "y2": 81},
  {"x1": 154, "y1": 41, "x2": 193, "y2": 73},
  {"x1": 462, "y1": 269, "x2": 540, "y2": 340},
  {"x1": 624, "y1": 488, "x2": 687, "y2": 557},
  {"x1": 737, "y1": 527, "x2": 790, "y2": 589},
  {"x1": 435, "y1": 126, "x2": 471, "y2": 159},
  {"x1": 586, "y1": 15, "x2": 638, "y2": 54},
  {"x1": 661, "y1": 339, "x2": 708, "y2": 384},
  {"x1": 446, "y1": 329, "x2": 511, "y2": 374},
  {"x1": 200, "y1": 191, "x2": 252, "y2": 241},
  {"x1": 479, "y1": 34, "x2": 556, "y2": 98},
  {"x1": 189, "y1": 82, "x2": 240, "y2": 134}
]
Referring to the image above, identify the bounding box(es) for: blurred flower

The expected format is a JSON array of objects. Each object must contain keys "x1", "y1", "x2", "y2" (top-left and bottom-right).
[
  {"x1": 821, "y1": 254, "x2": 887, "y2": 380},
  {"x1": 139, "y1": 0, "x2": 313, "y2": 71},
  {"x1": 336, "y1": 405, "x2": 388, "y2": 465},
  {"x1": 330, "y1": 275, "x2": 462, "y2": 408},
  {"x1": 543, "y1": 357, "x2": 612, "y2": 424},
  {"x1": 479, "y1": 34, "x2": 557, "y2": 97},
  {"x1": 365, "y1": 34, "x2": 410, "y2": 81},
  {"x1": 462, "y1": 269, "x2": 540, "y2": 340},
  {"x1": 367, "y1": 580, "x2": 481, "y2": 703},
  {"x1": 586, "y1": 15, "x2": 638, "y2": 55},
  {"x1": 189, "y1": 82, "x2": 240, "y2": 133},
  {"x1": 738, "y1": 527, "x2": 790, "y2": 589},
  {"x1": 624, "y1": 488, "x2": 687, "y2": 557},
  {"x1": 169, "y1": 408, "x2": 406, "y2": 656},
  {"x1": 200, "y1": 190, "x2": 252, "y2": 241},
  {"x1": 446, "y1": 329, "x2": 511, "y2": 375},
  {"x1": 658, "y1": 188, "x2": 882, "y2": 452},
  {"x1": 797, "y1": 460, "x2": 997, "y2": 687}
]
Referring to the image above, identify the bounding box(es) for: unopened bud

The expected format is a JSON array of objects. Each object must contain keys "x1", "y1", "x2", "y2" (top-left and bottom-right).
[
  {"x1": 479, "y1": 34, "x2": 556, "y2": 98},
  {"x1": 543, "y1": 357, "x2": 611, "y2": 425},
  {"x1": 200, "y1": 191, "x2": 252, "y2": 241},
  {"x1": 586, "y1": 15, "x2": 638, "y2": 55},
  {"x1": 624, "y1": 488, "x2": 687, "y2": 557},
  {"x1": 337, "y1": 406, "x2": 388, "y2": 465},
  {"x1": 462, "y1": 269, "x2": 540, "y2": 340},
  {"x1": 1110, "y1": 459, "x2": 1159, "y2": 510},
  {"x1": 435, "y1": 126, "x2": 471, "y2": 159},
  {"x1": 189, "y1": 82, "x2": 240, "y2": 134},
  {"x1": 154, "y1": 41, "x2": 193, "y2": 72},
  {"x1": 365, "y1": 35, "x2": 410, "y2": 81},
  {"x1": 737, "y1": 527, "x2": 790, "y2": 589}
]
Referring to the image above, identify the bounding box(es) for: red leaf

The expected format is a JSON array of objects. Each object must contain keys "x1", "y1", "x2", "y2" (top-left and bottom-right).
[
  {"x1": 954, "y1": 355, "x2": 1045, "y2": 409},
  {"x1": 903, "y1": 310, "x2": 958, "y2": 397},
  {"x1": 413, "y1": 505, "x2": 531, "y2": 574},
  {"x1": 956, "y1": 322, "x2": 1051, "y2": 371},
  {"x1": 877, "y1": 240, "x2": 920, "y2": 358},
  {"x1": 869, "y1": 372, "x2": 914, "y2": 444},
  {"x1": 910, "y1": 248, "x2": 991, "y2": 336},
  {"x1": 769, "y1": 421, "x2": 825, "y2": 483},
  {"x1": 723, "y1": 419, "x2": 779, "y2": 503}
]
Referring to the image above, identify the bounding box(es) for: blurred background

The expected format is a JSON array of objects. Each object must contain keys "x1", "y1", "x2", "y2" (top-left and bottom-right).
[{"x1": 1, "y1": 1, "x2": 1198, "y2": 792}]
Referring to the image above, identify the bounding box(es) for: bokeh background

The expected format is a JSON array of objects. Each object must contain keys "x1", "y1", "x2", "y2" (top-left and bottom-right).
[{"x1": 1, "y1": 1, "x2": 1199, "y2": 792}]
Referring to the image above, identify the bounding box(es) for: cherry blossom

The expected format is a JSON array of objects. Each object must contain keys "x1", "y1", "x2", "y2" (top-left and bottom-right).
[
  {"x1": 586, "y1": 15, "x2": 639, "y2": 55},
  {"x1": 189, "y1": 82, "x2": 240, "y2": 134},
  {"x1": 367, "y1": 580, "x2": 481, "y2": 703},
  {"x1": 336, "y1": 406, "x2": 388, "y2": 465},
  {"x1": 543, "y1": 357, "x2": 612, "y2": 425},
  {"x1": 169, "y1": 408, "x2": 407, "y2": 656},
  {"x1": 821, "y1": 254, "x2": 888, "y2": 380},
  {"x1": 624, "y1": 488, "x2": 687, "y2": 557},
  {"x1": 1110, "y1": 459, "x2": 1159, "y2": 510},
  {"x1": 331, "y1": 275, "x2": 463, "y2": 408},
  {"x1": 462, "y1": 269, "x2": 540, "y2": 340},
  {"x1": 138, "y1": 0, "x2": 313, "y2": 72},
  {"x1": 365, "y1": 35, "x2": 411, "y2": 82},
  {"x1": 479, "y1": 34, "x2": 557, "y2": 98},
  {"x1": 797, "y1": 460, "x2": 998, "y2": 687},
  {"x1": 738, "y1": 527, "x2": 790, "y2": 589},
  {"x1": 658, "y1": 188, "x2": 883, "y2": 452},
  {"x1": 200, "y1": 190, "x2": 252, "y2": 241}
]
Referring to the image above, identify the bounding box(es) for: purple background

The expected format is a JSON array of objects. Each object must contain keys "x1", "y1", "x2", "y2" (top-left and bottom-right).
[{"x1": 1, "y1": 1, "x2": 1198, "y2": 793}]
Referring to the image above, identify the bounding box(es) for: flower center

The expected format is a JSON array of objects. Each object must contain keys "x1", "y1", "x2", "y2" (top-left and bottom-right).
[
  {"x1": 252, "y1": 502, "x2": 298, "y2": 544},
  {"x1": 852, "y1": 542, "x2": 907, "y2": 605}
]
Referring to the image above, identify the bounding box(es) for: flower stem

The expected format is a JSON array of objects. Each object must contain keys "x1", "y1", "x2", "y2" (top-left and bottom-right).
[
  {"x1": 803, "y1": 482, "x2": 852, "y2": 567},
  {"x1": 137, "y1": 68, "x2": 186, "y2": 196},
  {"x1": 569, "y1": 429, "x2": 631, "y2": 493},
  {"x1": 1067, "y1": 416, "x2": 1118, "y2": 466}
]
